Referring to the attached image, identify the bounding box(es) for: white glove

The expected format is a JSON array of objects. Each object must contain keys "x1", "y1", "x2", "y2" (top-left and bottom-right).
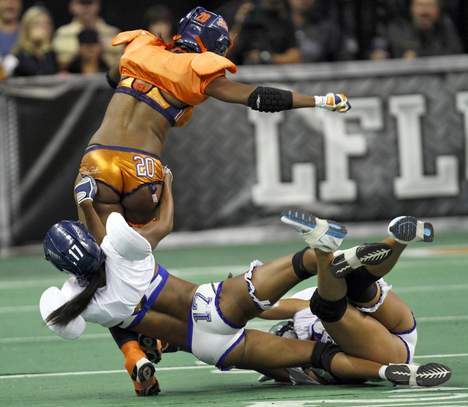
[
  {"x1": 74, "y1": 176, "x2": 97, "y2": 205},
  {"x1": 315, "y1": 93, "x2": 351, "y2": 113}
]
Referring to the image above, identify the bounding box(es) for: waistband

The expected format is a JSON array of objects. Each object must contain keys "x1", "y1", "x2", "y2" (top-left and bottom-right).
[
  {"x1": 84, "y1": 144, "x2": 160, "y2": 160},
  {"x1": 116, "y1": 77, "x2": 187, "y2": 127},
  {"x1": 121, "y1": 264, "x2": 170, "y2": 329}
]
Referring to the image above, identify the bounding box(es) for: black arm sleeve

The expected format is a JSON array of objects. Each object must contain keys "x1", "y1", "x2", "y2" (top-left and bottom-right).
[{"x1": 247, "y1": 86, "x2": 293, "y2": 112}]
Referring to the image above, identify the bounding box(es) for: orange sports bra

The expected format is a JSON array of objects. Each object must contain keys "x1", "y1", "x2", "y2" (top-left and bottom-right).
[
  {"x1": 116, "y1": 77, "x2": 192, "y2": 127},
  {"x1": 111, "y1": 30, "x2": 237, "y2": 127}
]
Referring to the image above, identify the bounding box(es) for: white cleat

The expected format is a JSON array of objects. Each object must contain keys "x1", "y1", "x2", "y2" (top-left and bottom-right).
[
  {"x1": 330, "y1": 243, "x2": 393, "y2": 278},
  {"x1": 388, "y1": 216, "x2": 434, "y2": 244},
  {"x1": 384, "y1": 362, "x2": 451, "y2": 387},
  {"x1": 281, "y1": 209, "x2": 347, "y2": 253}
]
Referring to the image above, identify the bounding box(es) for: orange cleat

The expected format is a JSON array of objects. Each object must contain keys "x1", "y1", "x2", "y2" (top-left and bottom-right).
[{"x1": 122, "y1": 341, "x2": 160, "y2": 396}]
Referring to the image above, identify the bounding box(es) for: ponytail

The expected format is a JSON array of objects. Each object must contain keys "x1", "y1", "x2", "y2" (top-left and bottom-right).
[{"x1": 46, "y1": 268, "x2": 105, "y2": 327}]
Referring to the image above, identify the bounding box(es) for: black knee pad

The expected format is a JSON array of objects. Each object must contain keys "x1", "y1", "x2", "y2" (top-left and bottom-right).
[
  {"x1": 292, "y1": 247, "x2": 314, "y2": 280},
  {"x1": 310, "y1": 342, "x2": 342, "y2": 372},
  {"x1": 309, "y1": 290, "x2": 347, "y2": 322},
  {"x1": 346, "y1": 267, "x2": 379, "y2": 303}
]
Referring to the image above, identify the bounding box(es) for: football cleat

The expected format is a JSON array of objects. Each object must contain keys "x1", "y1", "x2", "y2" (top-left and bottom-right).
[
  {"x1": 385, "y1": 362, "x2": 451, "y2": 387},
  {"x1": 138, "y1": 335, "x2": 162, "y2": 364},
  {"x1": 330, "y1": 243, "x2": 393, "y2": 278},
  {"x1": 388, "y1": 216, "x2": 434, "y2": 244},
  {"x1": 130, "y1": 357, "x2": 160, "y2": 396},
  {"x1": 133, "y1": 376, "x2": 161, "y2": 397},
  {"x1": 281, "y1": 209, "x2": 347, "y2": 253}
]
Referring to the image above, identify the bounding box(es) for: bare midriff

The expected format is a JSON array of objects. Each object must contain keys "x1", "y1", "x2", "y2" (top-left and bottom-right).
[{"x1": 88, "y1": 91, "x2": 176, "y2": 156}]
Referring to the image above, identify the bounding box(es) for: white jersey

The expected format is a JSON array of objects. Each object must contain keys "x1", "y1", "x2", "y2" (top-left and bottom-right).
[{"x1": 40, "y1": 212, "x2": 155, "y2": 339}]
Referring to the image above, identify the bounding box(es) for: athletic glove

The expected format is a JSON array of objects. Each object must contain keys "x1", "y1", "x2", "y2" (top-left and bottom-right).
[
  {"x1": 74, "y1": 176, "x2": 97, "y2": 205},
  {"x1": 314, "y1": 93, "x2": 351, "y2": 113}
]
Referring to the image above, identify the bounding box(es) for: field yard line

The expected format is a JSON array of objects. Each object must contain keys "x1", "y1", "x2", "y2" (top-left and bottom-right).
[
  {"x1": 0, "y1": 333, "x2": 110, "y2": 343},
  {"x1": 396, "y1": 284, "x2": 468, "y2": 293},
  {"x1": 0, "y1": 305, "x2": 37, "y2": 314},
  {"x1": 0, "y1": 353, "x2": 467, "y2": 380},
  {"x1": 0, "y1": 365, "x2": 212, "y2": 380},
  {"x1": 357, "y1": 401, "x2": 468, "y2": 407},
  {"x1": 414, "y1": 353, "x2": 468, "y2": 359},
  {"x1": 417, "y1": 316, "x2": 468, "y2": 322}
]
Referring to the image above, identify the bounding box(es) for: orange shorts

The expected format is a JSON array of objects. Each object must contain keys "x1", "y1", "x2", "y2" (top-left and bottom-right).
[{"x1": 79, "y1": 144, "x2": 164, "y2": 197}]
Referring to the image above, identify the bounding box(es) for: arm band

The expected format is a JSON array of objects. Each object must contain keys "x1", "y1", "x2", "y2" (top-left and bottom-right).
[
  {"x1": 106, "y1": 71, "x2": 120, "y2": 89},
  {"x1": 247, "y1": 86, "x2": 293, "y2": 112}
]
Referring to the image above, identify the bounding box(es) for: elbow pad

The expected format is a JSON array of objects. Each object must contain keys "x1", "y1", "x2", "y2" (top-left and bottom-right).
[{"x1": 247, "y1": 86, "x2": 293, "y2": 112}]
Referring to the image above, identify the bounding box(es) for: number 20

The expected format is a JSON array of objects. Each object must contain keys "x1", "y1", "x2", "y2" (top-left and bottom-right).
[{"x1": 134, "y1": 155, "x2": 155, "y2": 178}]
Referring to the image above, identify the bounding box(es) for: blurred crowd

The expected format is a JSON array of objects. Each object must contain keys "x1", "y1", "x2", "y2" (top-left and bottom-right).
[{"x1": 0, "y1": 0, "x2": 467, "y2": 79}]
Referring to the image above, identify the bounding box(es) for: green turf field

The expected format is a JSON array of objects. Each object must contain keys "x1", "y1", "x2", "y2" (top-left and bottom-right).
[{"x1": 0, "y1": 233, "x2": 467, "y2": 406}]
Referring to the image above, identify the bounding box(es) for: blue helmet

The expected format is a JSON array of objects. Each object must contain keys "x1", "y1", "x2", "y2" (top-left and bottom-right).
[
  {"x1": 43, "y1": 220, "x2": 105, "y2": 287},
  {"x1": 174, "y1": 7, "x2": 230, "y2": 55}
]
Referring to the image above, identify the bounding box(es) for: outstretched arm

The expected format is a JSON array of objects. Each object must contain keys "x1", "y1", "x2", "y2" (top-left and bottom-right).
[{"x1": 205, "y1": 76, "x2": 350, "y2": 113}]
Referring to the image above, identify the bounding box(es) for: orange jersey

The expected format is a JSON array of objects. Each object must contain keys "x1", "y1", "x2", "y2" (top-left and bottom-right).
[{"x1": 112, "y1": 30, "x2": 237, "y2": 107}]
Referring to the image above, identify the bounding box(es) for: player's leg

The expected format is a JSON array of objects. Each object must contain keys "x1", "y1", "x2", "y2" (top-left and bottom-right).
[
  {"x1": 331, "y1": 216, "x2": 434, "y2": 342},
  {"x1": 219, "y1": 250, "x2": 319, "y2": 326},
  {"x1": 314, "y1": 249, "x2": 409, "y2": 363},
  {"x1": 219, "y1": 212, "x2": 346, "y2": 326},
  {"x1": 331, "y1": 215, "x2": 434, "y2": 279},
  {"x1": 109, "y1": 326, "x2": 160, "y2": 396},
  {"x1": 275, "y1": 210, "x2": 409, "y2": 363},
  {"x1": 223, "y1": 329, "x2": 451, "y2": 386}
]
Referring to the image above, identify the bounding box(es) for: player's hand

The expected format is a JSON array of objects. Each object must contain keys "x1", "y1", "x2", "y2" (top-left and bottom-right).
[
  {"x1": 163, "y1": 166, "x2": 173, "y2": 184},
  {"x1": 315, "y1": 93, "x2": 351, "y2": 113},
  {"x1": 74, "y1": 175, "x2": 97, "y2": 205}
]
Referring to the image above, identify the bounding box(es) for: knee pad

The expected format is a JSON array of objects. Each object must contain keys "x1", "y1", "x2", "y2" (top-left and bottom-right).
[
  {"x1": 310, "y1": 342, "x2": 342, "y2": 373},
  {"x1": 292, "y1": 247, "x2": 314, "y2": 280},
  {"x1": 309, "y1": 290, "x2": 347, "y2": 322},
  {"x1": 346, "y1": 267, "x2": 379, "y2": 303}
]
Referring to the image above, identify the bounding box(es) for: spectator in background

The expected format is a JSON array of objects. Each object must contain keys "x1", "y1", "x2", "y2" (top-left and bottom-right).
[
  {"x1": 0, "y1": 0, "x2": 21, "y2": 56},
  {"x1": 67, "y1": 28, "x2": 108, "y2": 74},
  {"x1": 228, "y1": 0, "x2": 301, "y2": 65},
  {"x1": 11, "y1": 5, "x2": 58, "y2": 76},
  {"x1": 144, "y1": 5, "x2": 174, "y2": 45},
  {"x1": 370, "y1": 0, "x2": 463, "y2": 59},
  {"x1": 217, "y1": 0, "x2": 244, "y2": 27},
  {"x1": 53, "y1": 0, "x2": 120, "y2": 70},
  {"x1": 0, "y1": 0, "x2": 22, "y2": 78},
  {"x1": 289, "y1": 0, "x2": 350, "y2": 62}
]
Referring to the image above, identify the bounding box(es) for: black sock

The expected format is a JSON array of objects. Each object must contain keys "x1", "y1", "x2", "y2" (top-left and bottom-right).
[
  {"x1": 292, "y1": 247, "x2": 315, "y2": 280},
  {"x1": 109, "y1": 326, "x2": 139, "y2": 348},
  {"x1": 345, "y1": 267, "x2": 380, "y2": 303}
]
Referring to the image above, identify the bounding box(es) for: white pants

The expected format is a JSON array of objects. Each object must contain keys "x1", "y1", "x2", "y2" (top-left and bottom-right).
[{"x1": 188, "y1": 282, "x2": 245, "y2": 369}]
